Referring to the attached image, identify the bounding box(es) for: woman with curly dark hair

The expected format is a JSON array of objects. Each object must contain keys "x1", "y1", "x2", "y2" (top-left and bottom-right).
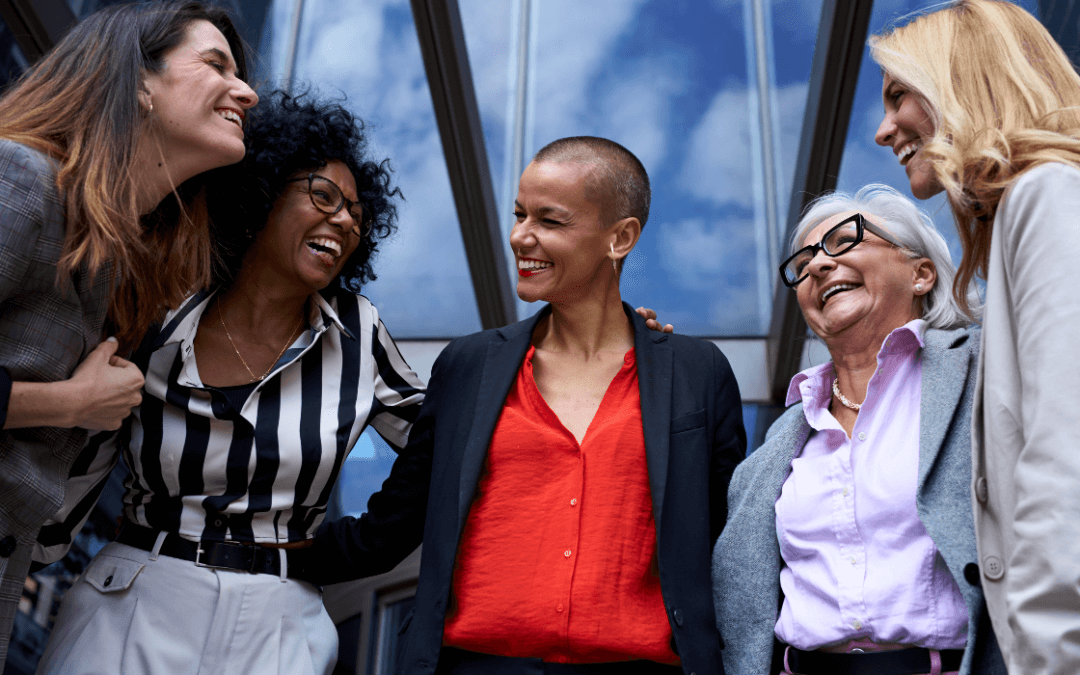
[{"x1": 34, "y1": 90, "x2": 424, "y2": 675}]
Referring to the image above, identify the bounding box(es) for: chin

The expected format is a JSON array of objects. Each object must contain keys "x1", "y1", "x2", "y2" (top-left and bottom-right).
[
  {"x1": 910, "y1": 182, "x2": 944, "y2": 200},
  {"x1": 907, "y1": 166, "x2": 944, "y2": 200},
  {"x1": 516, "y1": 289, "x2": 543, "y2": 304}
]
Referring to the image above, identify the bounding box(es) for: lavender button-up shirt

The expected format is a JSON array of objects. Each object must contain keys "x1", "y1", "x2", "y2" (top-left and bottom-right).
[{"x1": 773, "y1": 319, "x2": 968, "y2": 651}]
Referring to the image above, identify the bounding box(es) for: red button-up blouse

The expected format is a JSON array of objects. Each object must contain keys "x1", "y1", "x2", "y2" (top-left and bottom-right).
[{"x1": 442, "y1": 345, "x2": 678, "y2": 665}]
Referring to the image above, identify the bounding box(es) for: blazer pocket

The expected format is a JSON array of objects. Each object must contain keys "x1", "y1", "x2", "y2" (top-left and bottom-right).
[
  {"x1": 670, "y1": 409, "x2": 706, "y2": 435},
  {"x1": 83, "y1": 555, "x2": 145, "y2": 593}
]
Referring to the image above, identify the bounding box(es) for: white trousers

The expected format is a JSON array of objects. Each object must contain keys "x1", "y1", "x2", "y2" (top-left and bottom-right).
[{"x1": 36, "y1": 541, "x2": 337, "y2": 675}]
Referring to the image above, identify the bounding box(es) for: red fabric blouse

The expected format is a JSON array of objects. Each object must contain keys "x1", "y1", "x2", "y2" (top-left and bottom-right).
[{"x1": 442, "y1": 345, "x2": 678, "y2": 665}]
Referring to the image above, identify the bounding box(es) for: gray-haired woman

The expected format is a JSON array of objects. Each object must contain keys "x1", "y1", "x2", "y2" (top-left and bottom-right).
[{"x1": 713, "y1": 185, "x2": 1005, "y2": 675}]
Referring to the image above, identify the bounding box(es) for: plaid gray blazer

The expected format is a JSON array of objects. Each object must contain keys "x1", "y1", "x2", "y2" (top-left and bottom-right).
[{"x1": 0, "y1": 139, "x2": 113, "y2": 666}]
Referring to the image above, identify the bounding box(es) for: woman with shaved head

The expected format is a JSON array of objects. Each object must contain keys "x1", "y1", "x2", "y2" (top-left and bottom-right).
[{"x1": 306, "y1": 136, "x2": 747, "y2": 675}]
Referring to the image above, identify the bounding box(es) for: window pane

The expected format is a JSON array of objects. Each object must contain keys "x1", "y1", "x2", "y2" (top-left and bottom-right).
[
  {"x1": 264, "y1": 0, "x2": 482, "y2": 337},
  {"x1": 460, "y1": 0, "x2": 823, "y2": 335},
  {"x1": 337, "y1": 428, "x2": 397, "y2": 519},
  {"x1": 0, "y1": 20, "x2": 29, "y2": 89}
]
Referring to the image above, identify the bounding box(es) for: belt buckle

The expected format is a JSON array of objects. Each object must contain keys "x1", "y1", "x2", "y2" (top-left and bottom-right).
[{"x1": 195, "y1": 540, "x2": 258, "y2": 573}]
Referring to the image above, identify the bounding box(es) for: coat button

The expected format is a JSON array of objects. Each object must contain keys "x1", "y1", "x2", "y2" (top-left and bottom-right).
[
  {"x1": 0, "y1": 536, "x2": 16, "y2": 558},
  {"x1": 964, "y1": 562, "x2": 981, "y2": 586},
  {"x1": 672, "y1": 608, "x2": 684, "y2": 626},
  {"x1": 103, "y1": 575, "x2": 113, "y2": 587},
  {"x1": 975, "y1": 477, "x2": 988, "y2": 503},
  {"x1": 983, "y1": 555, "x2": 1004, "y2": 580}
]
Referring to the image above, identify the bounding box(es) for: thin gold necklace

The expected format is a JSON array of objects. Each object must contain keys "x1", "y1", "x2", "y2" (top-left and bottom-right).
[{"x1": 218, "y1": 299, "x2": 304, "y2": 383}]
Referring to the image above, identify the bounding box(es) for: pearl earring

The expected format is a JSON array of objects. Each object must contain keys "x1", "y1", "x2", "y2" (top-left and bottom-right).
[{"x1": 915, "y1": 283, "x2": 924, "y2": 293}]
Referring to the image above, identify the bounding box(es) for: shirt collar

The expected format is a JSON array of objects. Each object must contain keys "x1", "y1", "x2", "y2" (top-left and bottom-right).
[
  {"x1": 784, "y1": 318, "x2": 927, "y2": 407},
  {"x1": 158, "y1": 288, "x2": 356, "y2": 355}
]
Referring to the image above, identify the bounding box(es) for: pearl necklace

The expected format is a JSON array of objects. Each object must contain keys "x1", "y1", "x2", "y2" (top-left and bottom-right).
[{"x1": 832, "y1": 378, "x2": 862, "y2": 411}]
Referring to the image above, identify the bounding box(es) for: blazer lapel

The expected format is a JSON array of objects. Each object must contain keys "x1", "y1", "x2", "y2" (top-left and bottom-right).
[
  {"x1": 456, "y1": 309, "x2": 548, "y2": 527},
  {"x1": 630, "y1": 305, "x2": 673, "y2": 534},
  {"x1": 918, "y1": 328, "x2": 970, "y2": 492}
]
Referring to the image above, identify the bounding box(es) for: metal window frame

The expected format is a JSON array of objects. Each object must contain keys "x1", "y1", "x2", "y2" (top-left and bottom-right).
[
  {"x1": 0, "y1": 0, "x2": 74, "y2": 63},
  {"x1": 766, "y1": 0, "x2": 873, "y2": 406},
  {"x1": 410, "y1": 0, "x2": 518, "y2": 330}
]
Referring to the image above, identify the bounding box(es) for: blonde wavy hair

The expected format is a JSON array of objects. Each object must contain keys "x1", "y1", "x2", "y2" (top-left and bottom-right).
[{"x1": 870, "y1": 0, "x2": 1080, "y2": 317}]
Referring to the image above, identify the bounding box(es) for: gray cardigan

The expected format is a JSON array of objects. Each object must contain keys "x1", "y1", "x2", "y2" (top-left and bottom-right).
[{"x1": 712, "y1": 326, "x2": 1005, "y2": 675}]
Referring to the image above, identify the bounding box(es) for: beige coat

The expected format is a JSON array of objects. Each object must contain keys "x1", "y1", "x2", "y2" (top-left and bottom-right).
[{"x1": 973, "y1": 162, "x2": 1080, "y2": 674}]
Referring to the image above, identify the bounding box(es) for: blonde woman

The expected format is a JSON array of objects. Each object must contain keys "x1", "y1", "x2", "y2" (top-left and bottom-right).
[{"x1": 871, "y1": 2, "x2": 1080, "y2": 672}]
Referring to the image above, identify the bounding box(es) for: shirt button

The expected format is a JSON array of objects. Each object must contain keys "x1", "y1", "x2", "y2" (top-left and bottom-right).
[
  {"x1": 975, "y1": 477, "x2": 989, "y2": 503},
  {"x1": 556, "y1": 603, "x2": 564, "y2": 612},
  {"x1": 983, "y1": 555, "x2": 1005, "y2": 580},
  {"x1": 557, "y1": 656, "x2": 568, "y2": 664},
  {"x1": 564, "y1": 550, "x2": 572, "y2": 558},
  {"x1": 570, "y1": 498, "x2": 577, "y2": 506},
  {"x1": 850, "y1": 556, "x2": 857, "y2": 565},
  {"x1": 857, "y1": 432, "x2": 866, "y2": 441},
  {"x1": 852, "y1": 619, "x2": 863, "y2": 630}
]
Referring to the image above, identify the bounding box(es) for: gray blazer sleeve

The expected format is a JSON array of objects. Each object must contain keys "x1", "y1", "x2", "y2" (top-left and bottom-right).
[{"x1": 0, "y1": 140, "x2": 55, "y2": 306}]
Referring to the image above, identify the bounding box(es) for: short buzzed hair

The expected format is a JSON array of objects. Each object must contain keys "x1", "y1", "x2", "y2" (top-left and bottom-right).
[{"x1": 533, "y1": 136, "x2": 651, "y2": 228}]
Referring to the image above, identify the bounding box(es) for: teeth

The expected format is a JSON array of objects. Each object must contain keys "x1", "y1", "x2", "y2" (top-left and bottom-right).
[
  {"x1": 518, "y1": 259, "x2": 553, "y2": 271},
  {"x1": 306, "y1": 236, "x2": 342, "y2": 258},
  {"x1": 216, "y1": 109, "x2": 242, "y2": 126},
  {"x1": 821, "y1": 283, "x2": 857, "y2": 304},
  {"x1": 898, "y1": 141, "x2": 920, "y2": 165}
]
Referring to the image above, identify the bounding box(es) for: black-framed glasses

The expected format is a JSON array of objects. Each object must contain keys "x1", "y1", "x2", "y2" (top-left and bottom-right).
[
  {"x1": 778, "y1": 213, "x2": 905, "y2": 287},
  {"x1": 286, "y1": 174, "x2": 370, "y2": 238}
]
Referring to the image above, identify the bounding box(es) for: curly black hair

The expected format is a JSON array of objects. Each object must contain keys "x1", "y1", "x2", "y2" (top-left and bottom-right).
[{"x1": 207, "y1": 89, "x2": 401, "y2": 291}]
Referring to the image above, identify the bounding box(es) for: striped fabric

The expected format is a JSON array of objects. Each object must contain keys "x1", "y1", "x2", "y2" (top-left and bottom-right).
[{"x1": 36, "y1": 287, "x2": 424, "y2": 558}]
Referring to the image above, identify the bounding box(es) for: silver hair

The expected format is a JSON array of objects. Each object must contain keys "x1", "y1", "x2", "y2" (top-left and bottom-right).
[{"x1": 791, "y1": 184, "x2": 980, "y2": 330}]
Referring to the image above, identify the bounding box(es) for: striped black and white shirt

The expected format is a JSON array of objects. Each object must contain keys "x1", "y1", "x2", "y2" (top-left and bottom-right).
[{"x1": 36, "y1": 287, "x2": 424, "y2": 559}]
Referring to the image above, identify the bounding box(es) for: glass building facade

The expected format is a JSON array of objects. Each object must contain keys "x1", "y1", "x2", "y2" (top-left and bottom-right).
[{"x1": 0, "y1": 0, "x2": 1061, "y2": 672}]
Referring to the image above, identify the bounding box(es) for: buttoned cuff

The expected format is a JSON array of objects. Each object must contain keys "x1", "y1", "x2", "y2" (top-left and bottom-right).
[{"x1": 0, "y1": 367, "x2": 10, "y2": 428}]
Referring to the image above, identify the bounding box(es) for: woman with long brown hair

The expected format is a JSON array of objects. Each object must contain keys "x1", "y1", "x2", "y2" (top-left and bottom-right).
[
  {"x1": 872, "y1": 2, "x2": 1080, "y2": 672},
  {"x1": 0, "y1": 0, "x2": 255, "y2": 664}
]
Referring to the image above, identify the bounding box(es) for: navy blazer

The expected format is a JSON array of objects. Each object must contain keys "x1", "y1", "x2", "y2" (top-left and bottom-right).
[
  {"x1": 712, "y1": 326, "x2": 1005, "y2": 675},
  {"x1": 312, "y1": 303, "x2": 746, "y2": 675}
]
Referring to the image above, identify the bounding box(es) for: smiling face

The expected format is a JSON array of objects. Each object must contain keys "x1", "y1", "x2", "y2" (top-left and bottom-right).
[
  {"x1": 249, "y1": 160, "x2": 362, "y2": 294},
  {"x1": 142, "y1": 20, "x2": 258, "y2": 178},
  {"x1": 796, "y1": 210, "x2": 931, "y2": 348},
  {"x1": 509, "y1": 160, "x2": 619, "y2": 304},
  {"x1": 875, "y1": 72, "x2": 941, "y2": 200}
]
